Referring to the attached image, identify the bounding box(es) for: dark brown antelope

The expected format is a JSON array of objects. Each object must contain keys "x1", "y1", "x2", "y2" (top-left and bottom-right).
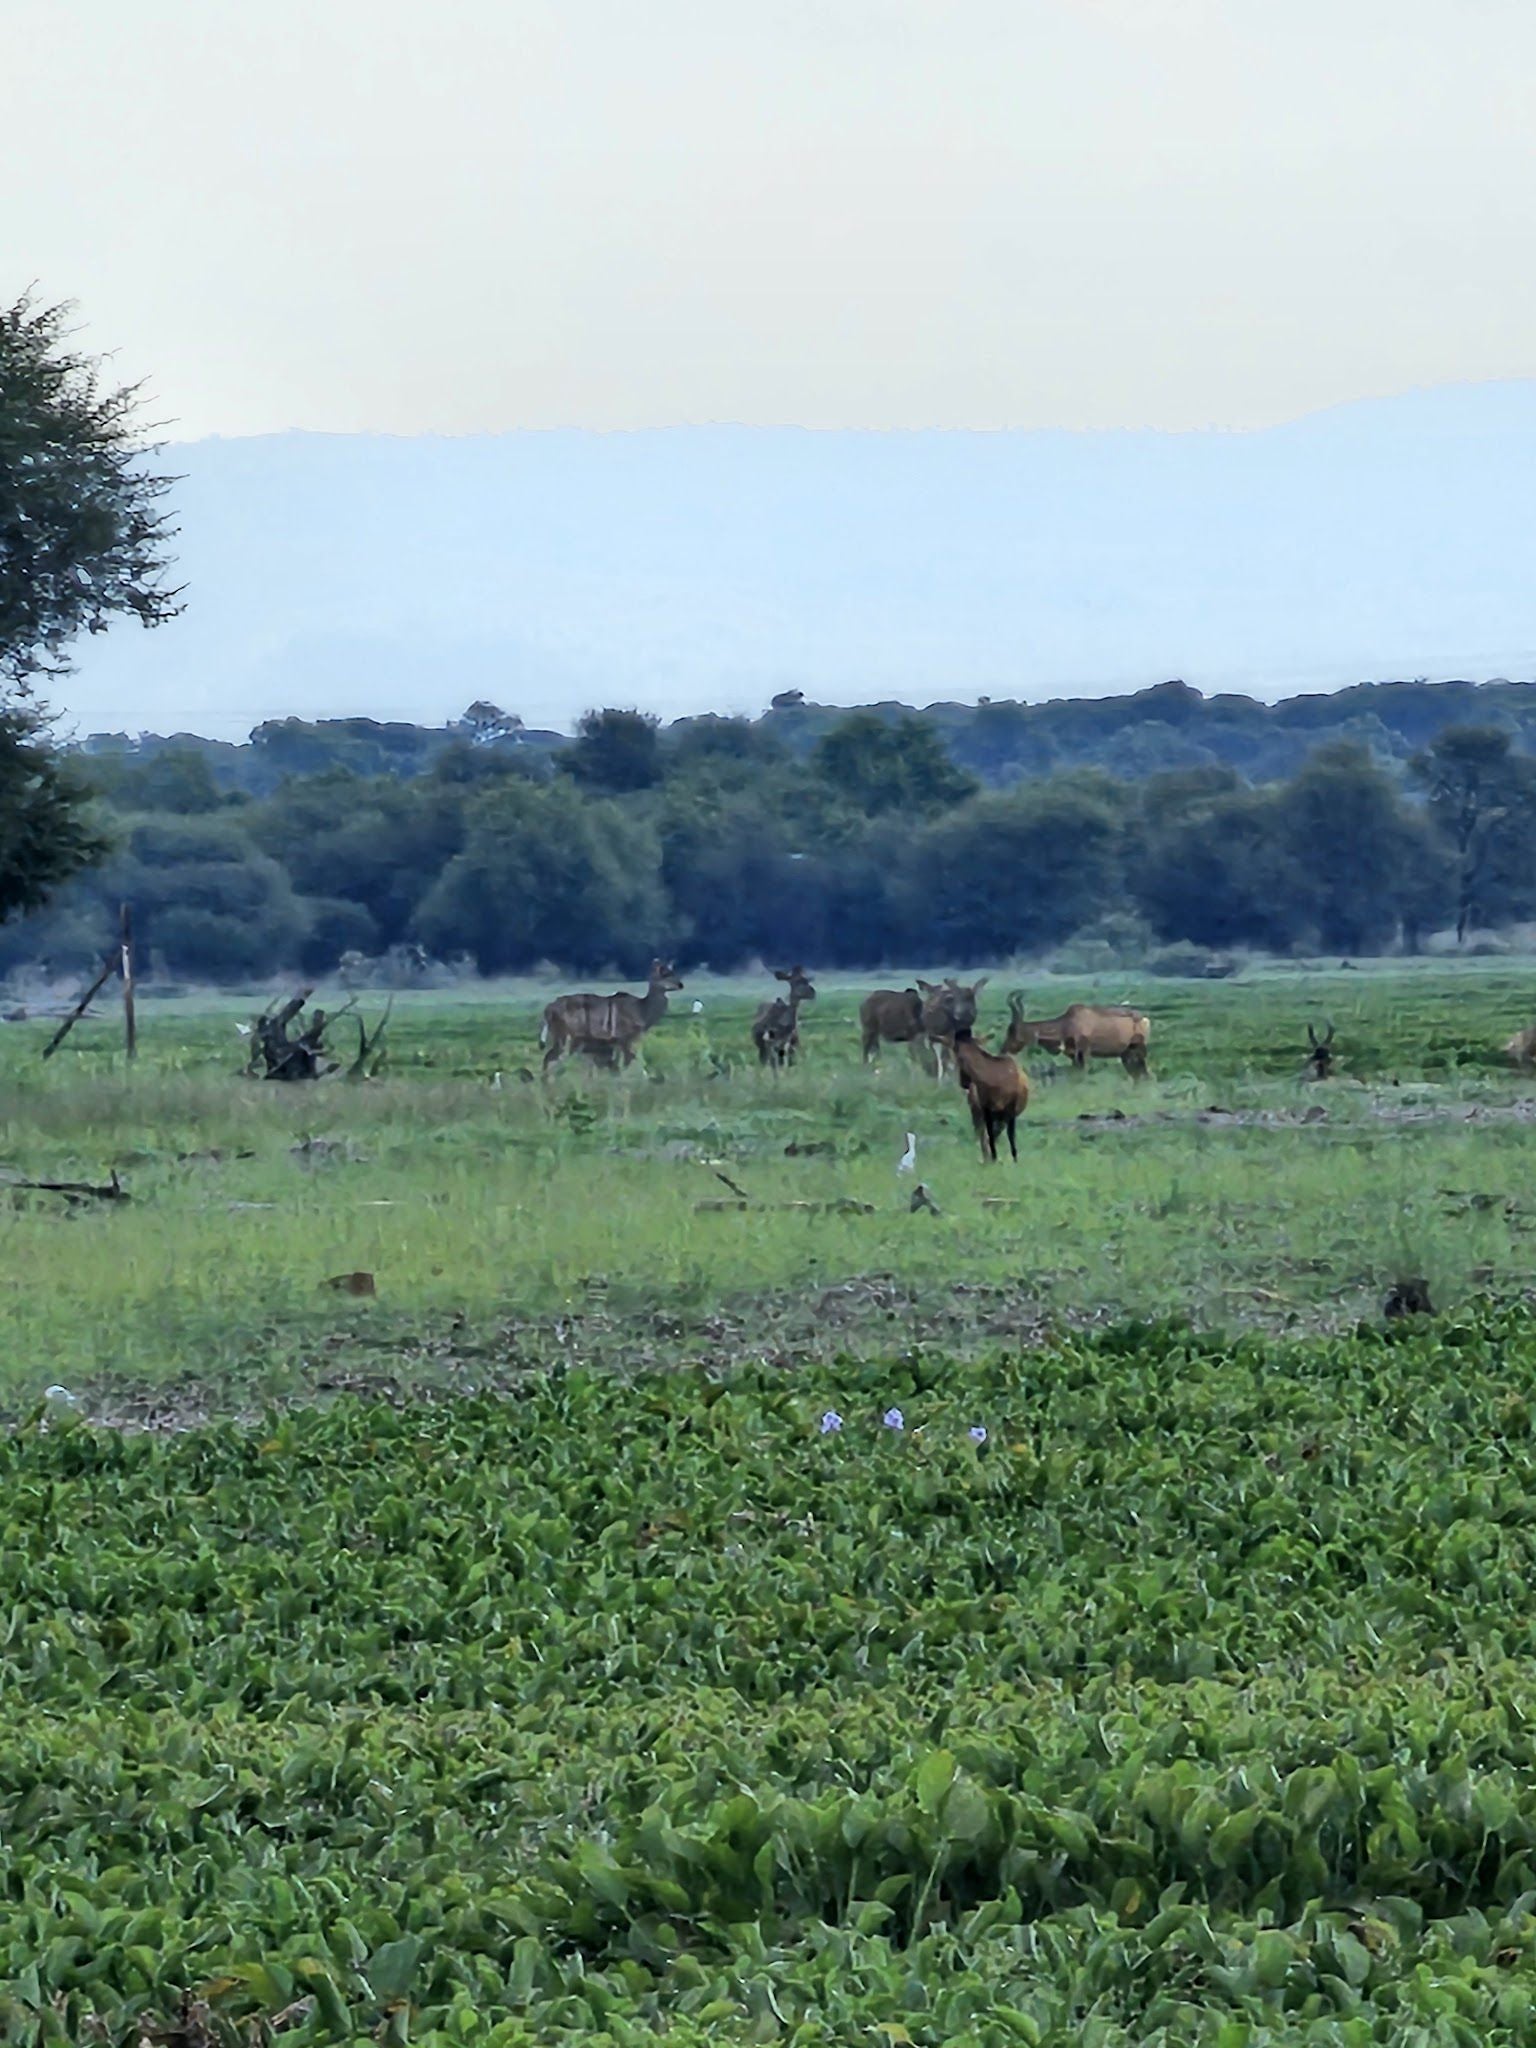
[
  {"x1": 921, "y1": 976, "x2": 988, "y2": 1079},
  {"x1": 1003, "y1": 994, "x2": 1151, "y2": 1077},
  {"x1": 1305, "y1": 1019, "x2": 1336, "y2": 1081},
  {"x1": 751, "y1": 965, "x2": 816, "y2": 1069},
  {"x1": 859, "y1": 986, "x2": 924, "y2": 1061},
  {"x1": 540, "y1": 959, "x2": 683, "y2": 1074},
  {"x1": 952, "y1": 1025, "x2": 1029, "y2": 1162}
]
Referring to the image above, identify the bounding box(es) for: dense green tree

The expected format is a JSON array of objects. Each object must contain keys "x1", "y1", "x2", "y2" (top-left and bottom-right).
[
  {"x1": 0, "y1": 295, "x2": 178, "y2": 927},
  {"x1": 1275, "y1": 742, "x2": 1452, "y2": 953},
  {"x1": 815, "y1": 711, "x2": 977, "y2": 816},
  {"x1": 564, "y1": 708, "x2": 662, "y2": 794},
  {"x1": 55, "y1": 813, "x2": 309, "y2": 977},
  {"x1": 259, "y1": 771, "x2": 464, "y2": 953},
  {"x1": 1134, "y1": 787, "x2": 1299, "y2": 951},
  {"x1": 83, "y1": 746, "x2": 227, "y2": 815},
  {"x1": 1411, "y1": 726, "x2": 1536, "y2": 940},
  {"x1": 912, "y1": 781, "x2": 1123, "y2": 958},
  {"x1": 0, "y1": 707, "x2": 108, "y2": 927},
  {"x1": 415, "y1": 780, "x2": 668, "y2": 973}
]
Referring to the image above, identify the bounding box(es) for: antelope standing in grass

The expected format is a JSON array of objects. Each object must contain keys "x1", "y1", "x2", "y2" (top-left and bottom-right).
[
  {"x1": 858, "y1": 976, "x2": 987, "y2": 1076},
  {"x1": 752, "y1": 965, "x2": 816, "y2": 1069},
  {"x1": 921, "y1": 976, "x2": 988, "y2": 1079},
  {"x1": 859, "y1": 986, "x2": 924, "y2": 1061},
  {"x1": 540, "y1": 960, "x2": 683, "y2": 1074},
  {"x1": 1003, "y1": 994, "x2": 1150, "y2": 1077},
  {"x1": 952, "y1": 1025, "x2": 1029, "y2": 1163},
  {"x1": 1305, "y1": 1020, "x2": 1337, "y2": 1080}
]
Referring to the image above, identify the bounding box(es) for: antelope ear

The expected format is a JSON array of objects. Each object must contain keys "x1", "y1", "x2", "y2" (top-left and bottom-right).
[
  {"x1": 916, "y1": 979, "x2": 938, "y2": 993},
  {"x1": 775, "y1": 969, "x2": 792, "y2": 982},
  {"x1": 971, "y1": 975, "x2": 990, "y2": 994}
]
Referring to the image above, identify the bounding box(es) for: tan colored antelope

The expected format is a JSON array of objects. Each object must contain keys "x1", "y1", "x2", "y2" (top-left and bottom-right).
[
  {"x1": 752, "y1": 965, "x2": 816, "y2": 1069},
  {"x1": 1003, "y1": 994, "x2": 1150, "y2": 1078},
  {"x1": 539, "y1": 959, "x2": 683, "y2": 1074},
  {"x1": 1505, "y1": 1020, "x2": 1536, "y2": 1067},
  {"x1": 952, "y1": 1025, "x2": 1029, "y2": 1162}
]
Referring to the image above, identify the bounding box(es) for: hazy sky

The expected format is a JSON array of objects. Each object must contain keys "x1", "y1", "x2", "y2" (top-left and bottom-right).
[{"x1": 8, "y1": 0, "x2": 1535, "y2": 439}]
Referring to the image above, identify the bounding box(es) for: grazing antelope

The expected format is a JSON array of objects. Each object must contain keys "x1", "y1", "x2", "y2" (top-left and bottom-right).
[
  {"x1": 539, "y1": 959, "x2": 683, "y2": 1074},
  {"x1": 952, "y1": 1026, "x2": 1029, "y2": 1163},
  {"x1": 752, "y1": 965, "x2": 817, "y2": 1069},
  {"x1": 1003, "y1": 994, "x2": 1150, "y2": 1077}
]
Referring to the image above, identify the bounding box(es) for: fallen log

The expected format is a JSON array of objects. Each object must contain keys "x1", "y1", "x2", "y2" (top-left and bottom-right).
[{"x1": 5, "y1": 1170, "x2": 129, "y2": 1205}]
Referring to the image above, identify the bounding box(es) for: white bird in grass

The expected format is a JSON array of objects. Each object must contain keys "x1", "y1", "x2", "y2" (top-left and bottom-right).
[
  {"x1": 234, "y1": 1022, "x2": 252, "y2": 1038},
  {"x1": 490, "y1": 1072, "x2": 503, "y2": 1091},
  {"x1": 691, "y1": 999, "x2": 705, "y2": 1014},
  {"x1": 897, "y1": 1132, "x2": 917, "y2": 1175}
]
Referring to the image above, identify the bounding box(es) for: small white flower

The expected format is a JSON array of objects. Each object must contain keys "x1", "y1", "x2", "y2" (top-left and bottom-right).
[
  {"x1": 820, "y1": 1410, "x2": 843, "y2": 1434},
  {"x1": 969, "y1": 1425, "x2": 988, "y2": 1444},
  {"x1": 883, "y1": 1407, "x2": 905, "y2": 1431}
]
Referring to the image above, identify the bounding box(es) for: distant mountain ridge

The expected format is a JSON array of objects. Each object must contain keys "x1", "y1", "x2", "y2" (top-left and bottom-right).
[{"x1": 55, "y1": 383, "x2": 1536, "y2": 740}]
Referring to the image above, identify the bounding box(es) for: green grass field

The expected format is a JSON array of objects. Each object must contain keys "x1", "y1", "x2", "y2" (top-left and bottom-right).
[
  {"x1": 8, "y1": 965, "x2": 1536, "y2": 2043},
  {"x1": 0, "y1": 962, "x2": 1533, "y2": 1417}
]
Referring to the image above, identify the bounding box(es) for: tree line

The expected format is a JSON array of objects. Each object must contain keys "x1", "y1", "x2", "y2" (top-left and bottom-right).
[
  {"x1": 5, "y1": 289, "x2": 1536, "y2": 987},
  {"x1": 3, "y1": 706, "x2": 1534, "y2": 984}
]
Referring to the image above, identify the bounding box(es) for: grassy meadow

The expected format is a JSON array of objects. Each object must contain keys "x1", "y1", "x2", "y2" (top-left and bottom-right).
[
  {"x1": 0, "y1": 960, "x2": 1534, "y2": 1417},
  {"x1": 10, "y1": 963, "x2": 1536, "y2": 2043}
]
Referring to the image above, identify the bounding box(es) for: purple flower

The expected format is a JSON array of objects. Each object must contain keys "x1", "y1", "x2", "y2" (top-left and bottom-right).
[
  {"x1": 820, "y1": 1410, "x2": 843, "y2": 1434},
  {"x1": 883, "y1": 1407, "x2": 905, "y2": 1432},
  {"x1": 969, "y1": 1425, "x2": 988, "y2": 1445}
]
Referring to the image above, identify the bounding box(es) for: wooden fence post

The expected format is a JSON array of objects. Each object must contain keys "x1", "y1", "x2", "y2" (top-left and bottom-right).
[{"x1": 120, "y1": 903, "x2": 137, "y2": 1062}]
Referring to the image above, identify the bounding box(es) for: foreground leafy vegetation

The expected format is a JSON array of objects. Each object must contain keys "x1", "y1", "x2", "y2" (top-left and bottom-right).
[{"x1": 11, "y1": 1310, "x2": 1536, "y2": 2043}]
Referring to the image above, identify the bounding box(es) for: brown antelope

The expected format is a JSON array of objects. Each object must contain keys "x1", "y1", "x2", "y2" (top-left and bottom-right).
[
  {"x1": 752, "y1": 965, "x2": 816, "y2": 1069},
  {"x1": 539, "y1": 959, "x2": 683, "y2": 1074},
  {"x1": 859, "y1": 986, "x2": 924, "y2": 1061},
  {"x1": 921, "y1": 977, "x2": 988, "y2": 1079},
  {"x1": 1305, "y1": 1020, "x2": 1337, "y2": 1080},
  {"x1": 952, "y1": 1025, "x2": 1029, "y2": 1162},
  {"x1": 1003, "y1": 994, "x2": 1150, "y2": 1077},
  {"x1": 1505, "y1": 1020, "x2": 1536, "y2": 1068},
  {"x1": 859, "y1": 978, "x2": 987, "y2": 1072}
]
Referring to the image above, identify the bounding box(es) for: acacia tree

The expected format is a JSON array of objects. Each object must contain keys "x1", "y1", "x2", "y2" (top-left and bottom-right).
[
  {"x1": 1, "y1": 295, "x2": 180, "y2": 691},
  {"x1": 0, "y1": 294, "x2": 179, "y2": 922}
]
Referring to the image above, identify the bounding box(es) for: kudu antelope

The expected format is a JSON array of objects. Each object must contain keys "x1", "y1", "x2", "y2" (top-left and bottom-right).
[
  {"x1": 539, "y1": 959, "x2": 683, "y2": 1074},
  {"x1": 952, "y1": 1025, "x2": 1029, "y2": 1163},
  {"x1": 1003, "y1": 994, "x2": 1151, "y2": 1077},
  {"x1": 751, "y1": 965, "x2": 816, "y2": 1069}
]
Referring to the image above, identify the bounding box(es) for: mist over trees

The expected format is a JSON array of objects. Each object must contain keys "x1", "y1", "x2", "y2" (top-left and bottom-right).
[{"x1": 4, "y1": 679, "x2": 1536, "y2": 984}]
